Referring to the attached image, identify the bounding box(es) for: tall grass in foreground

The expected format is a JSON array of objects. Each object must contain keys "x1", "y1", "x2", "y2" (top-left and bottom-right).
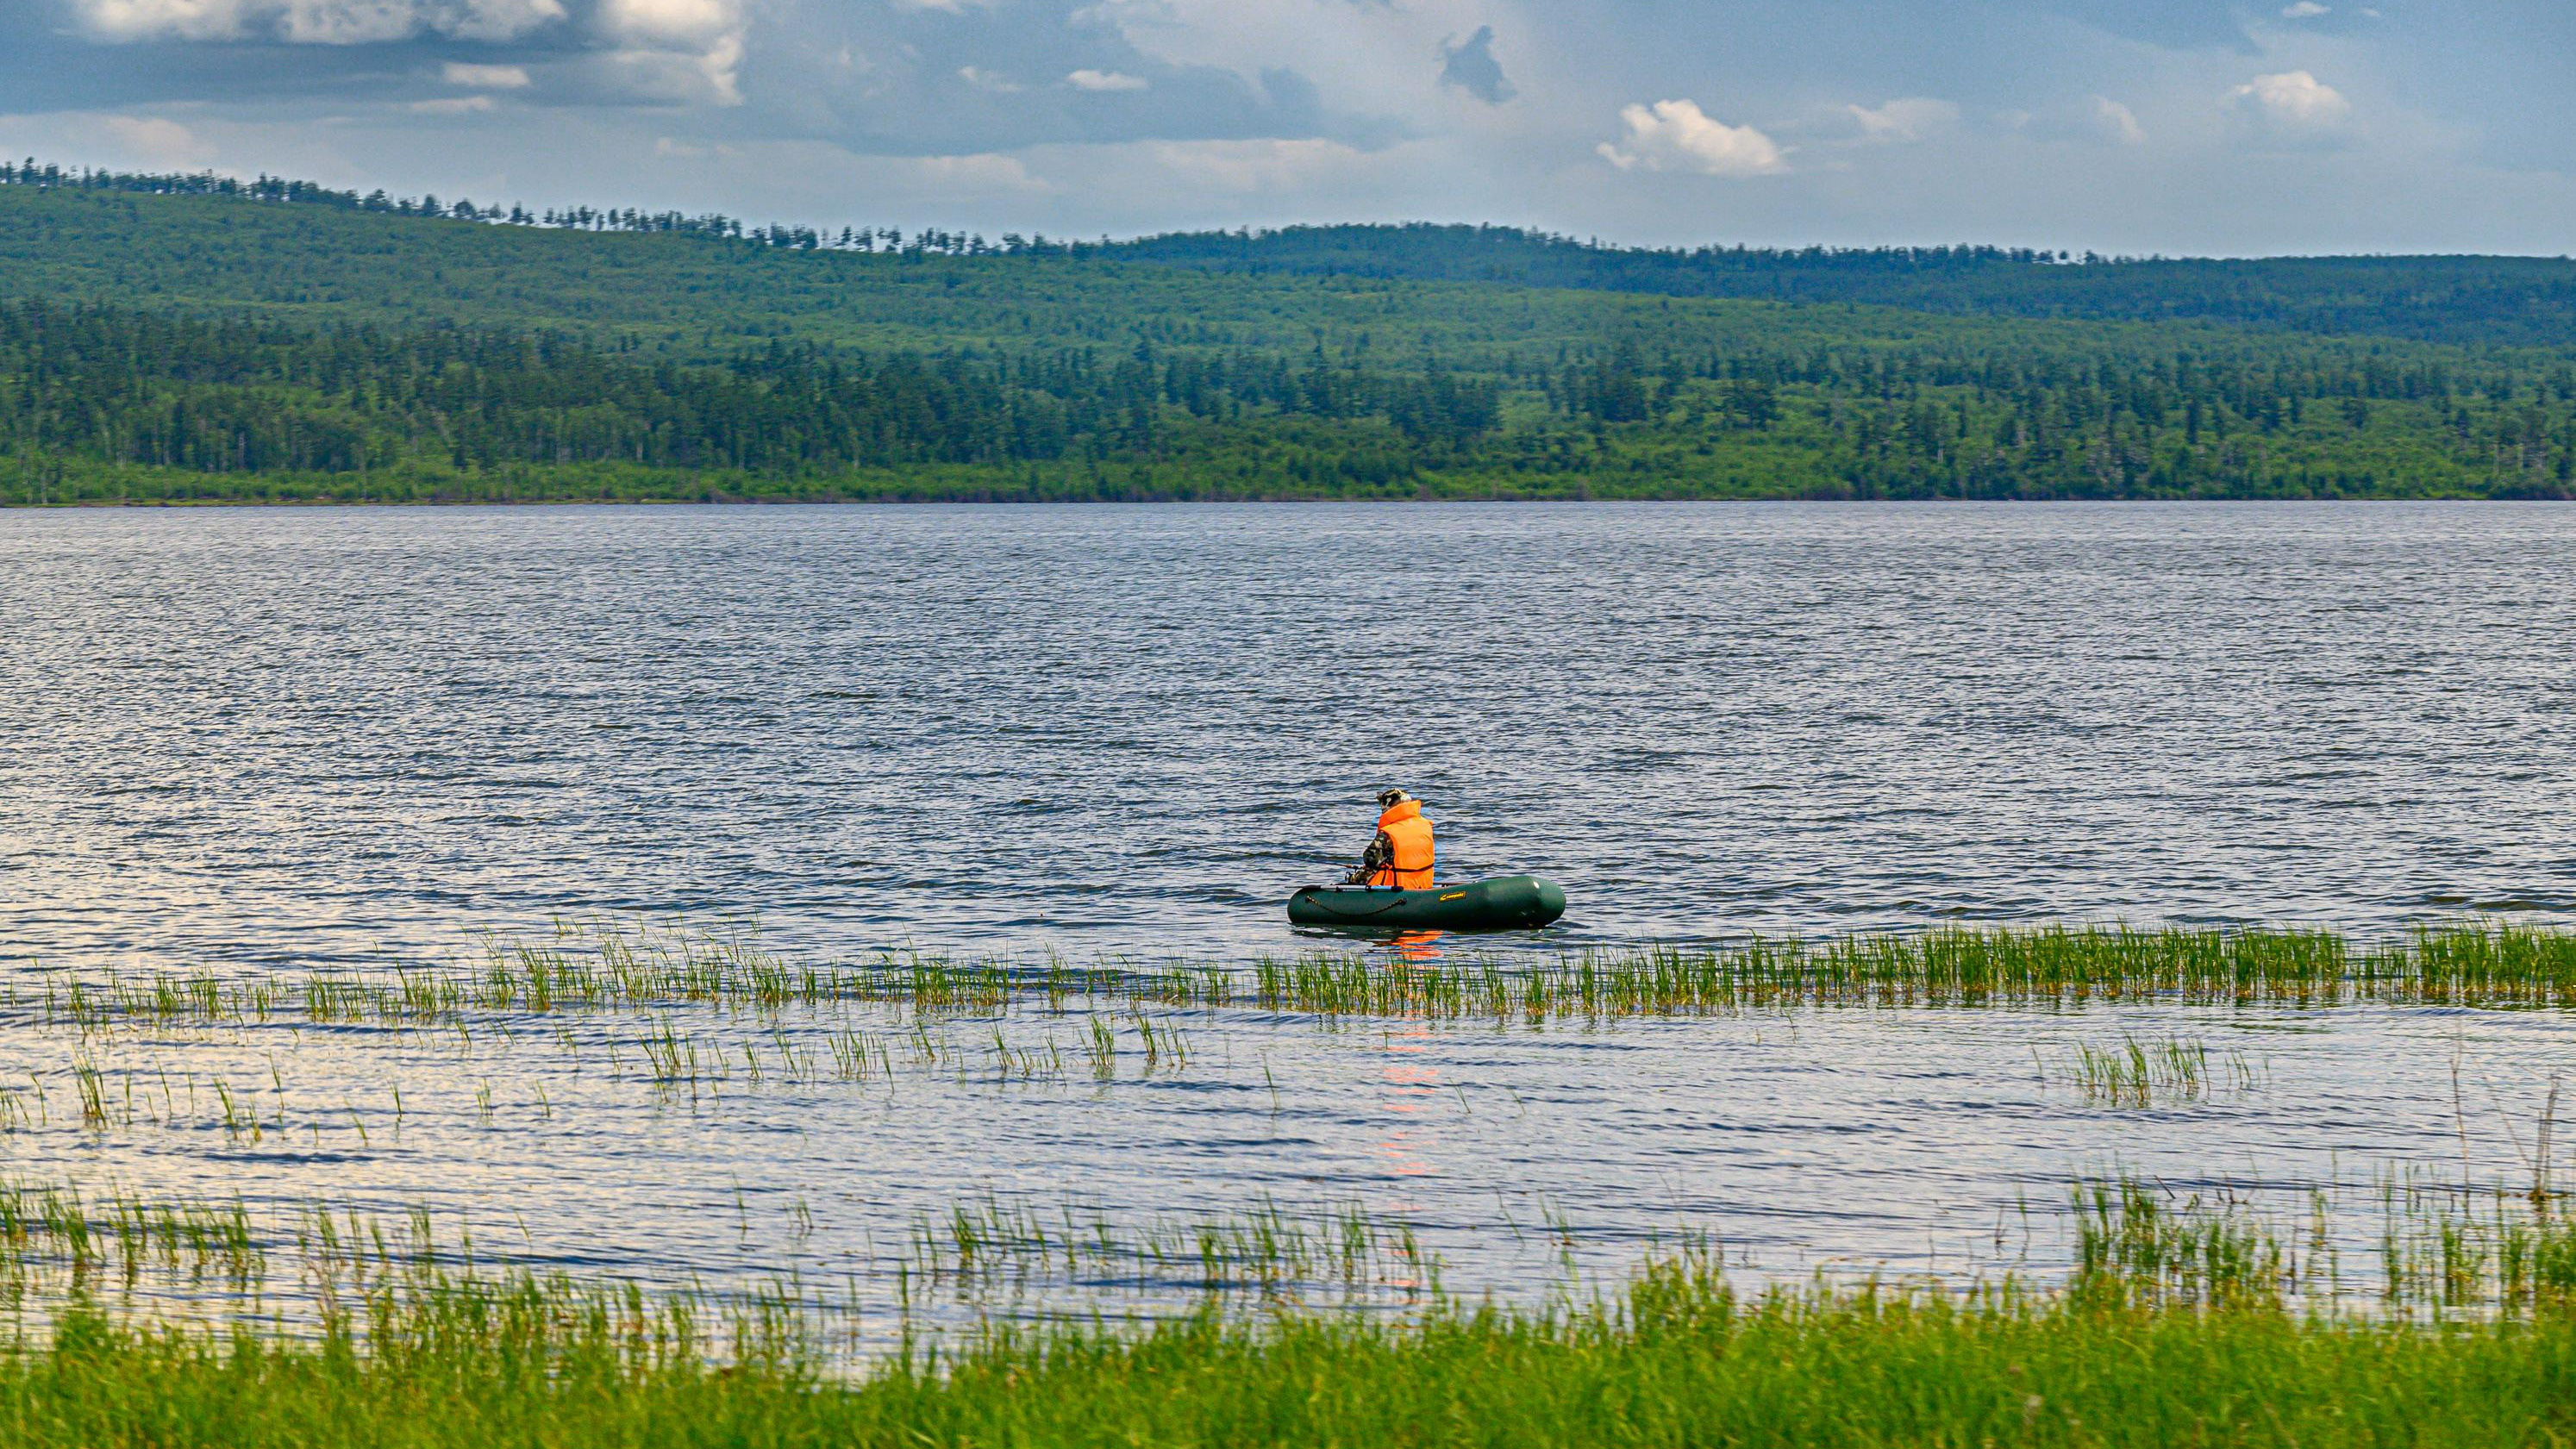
[
  {"x1": 7, "y1": 1171, "x2": 2576, "y2": 1445},
  {"x1": 8, "y1": 1242, "x2": 2576, "y2": 1448},
  {"x1": 18, "y1": 919, "x2": 2576, "y2": 1036}
]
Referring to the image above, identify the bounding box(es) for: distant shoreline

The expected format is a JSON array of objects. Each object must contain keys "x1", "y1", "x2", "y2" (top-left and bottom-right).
[
  {"x1": 9, "y1": 182, "x2": 2576, "y2": 512},
  {"x1": 2, "y1": 493, "x2": 2562, "y2": 509}
]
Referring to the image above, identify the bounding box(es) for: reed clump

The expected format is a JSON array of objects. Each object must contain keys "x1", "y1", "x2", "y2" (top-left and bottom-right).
[
  {"x1": 2053, "y1": 1034, "x2": 2257, "y2": 1106},
  {"x1": 0, "y1": 1181, "x2": 264, "y2": 1314},
  {"x1": 901, "y1": 1196, "x2": 1433, "y2": 1301},
  {"x1": 2071, "y1": 1178, "x2": 2286, "y2": 1308}
]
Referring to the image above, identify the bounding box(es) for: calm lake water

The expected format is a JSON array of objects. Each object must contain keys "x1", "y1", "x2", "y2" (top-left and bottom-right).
[
  {"x1": 6, "y1": 502, "x2": 2573, "y2": 970},
  {"x1": 3, "y1": 501, "x2": 2574, "y2": 1333}
]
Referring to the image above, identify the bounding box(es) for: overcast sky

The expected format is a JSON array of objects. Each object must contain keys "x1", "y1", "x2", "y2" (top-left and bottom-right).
[{"x1": 7, "y1": 0, "x2": 2573, "y2": 255}]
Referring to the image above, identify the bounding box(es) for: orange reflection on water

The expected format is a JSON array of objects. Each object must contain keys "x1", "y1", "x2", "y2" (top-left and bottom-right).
[
  {"x1": 1376, "y1": 1016, "x2": 1438, "y2": 1176},
  {"x1": 1386, "y1": 929, "x2": 1445, "y2": 964},
  {"x1": 1373, "y1": 930, "x2": 1452, "y2": 1177}
]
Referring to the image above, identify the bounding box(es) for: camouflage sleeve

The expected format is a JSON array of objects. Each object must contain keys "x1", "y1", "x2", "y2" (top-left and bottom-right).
[{"x1": 1362, "y1": 830, "x2": 1393, "y2": 869}]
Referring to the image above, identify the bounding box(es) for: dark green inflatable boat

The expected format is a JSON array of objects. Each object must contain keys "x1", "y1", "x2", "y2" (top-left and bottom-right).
[{"x1": 1286, "y1": 875, "x2": 1566, "y2": 932}]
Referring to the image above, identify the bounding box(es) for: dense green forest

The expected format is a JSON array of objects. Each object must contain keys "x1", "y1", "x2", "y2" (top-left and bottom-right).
[
  {"x1": 1107, "y1": 225, "x2": 2576, "y2": 351},
  {"x1": 2, "y1": 160, "x2": 2573, "y2": 503}
]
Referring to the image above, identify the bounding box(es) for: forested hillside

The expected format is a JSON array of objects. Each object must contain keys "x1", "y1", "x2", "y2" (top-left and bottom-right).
[
  {"x1": 1106, "y1": 225, "x2": 2576, "y2": 350},
  {"x1": 1, "y1": 162, "x2": 2572, "y2": 504}
]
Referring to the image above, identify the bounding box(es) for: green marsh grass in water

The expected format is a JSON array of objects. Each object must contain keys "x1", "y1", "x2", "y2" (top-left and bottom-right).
[
  {"x1": 19, "y1": 921, "x2": 2576, "y2": 1037},
  {"x1": 10, "y1": 1207, "x2": 2576, "y2": 1448},
  {"x1": 9, "y1": 916, "x2": 2576, "y2": 1444}
]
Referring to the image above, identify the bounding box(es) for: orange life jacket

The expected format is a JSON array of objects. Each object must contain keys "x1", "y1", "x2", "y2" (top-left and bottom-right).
[{"x1": 1369, "y1": 800, "x2": 1435, "y2": 890}]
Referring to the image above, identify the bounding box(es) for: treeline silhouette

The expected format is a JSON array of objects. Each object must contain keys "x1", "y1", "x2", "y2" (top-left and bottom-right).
[
  {"x1": 0, "y1": 158, "x2": 1082, "y2": 258},
  {"x1": 13, "y1": 157, "x2": 2576, "y2": 348}
]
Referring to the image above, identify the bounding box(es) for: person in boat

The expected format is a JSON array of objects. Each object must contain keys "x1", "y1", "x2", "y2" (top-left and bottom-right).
[{"x1": 1342, "y1": 789, "x2": 1435, "y2": 890}]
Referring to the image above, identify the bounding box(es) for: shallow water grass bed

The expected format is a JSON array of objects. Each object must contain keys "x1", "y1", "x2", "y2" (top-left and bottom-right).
[
  {"x1": 9, "y1": 1257, "x2": 2576, "y2": 1449},
  {"x1": 21, "y1": 921, "x2": 2576, "y2": 1034},
  {"x1": 12, "y1": 917, "x2": 2576, "y2": 1353}
]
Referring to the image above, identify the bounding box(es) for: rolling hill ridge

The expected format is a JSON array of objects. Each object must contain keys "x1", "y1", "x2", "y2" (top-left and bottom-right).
[{"x1": 1, "y1": 161, "x2": 2570, "y2": 505}]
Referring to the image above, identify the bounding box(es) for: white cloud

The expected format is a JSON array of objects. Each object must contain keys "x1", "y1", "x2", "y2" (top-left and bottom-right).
[
  {"x1": 597, "y1": 0, "x2": 745, "y2": 105},
  {"x1": 2229, "y1": 69, "x2": 2354, "y2": 139},
  {"x1": 281, "y1": 0, "x2": 431, "y2": 42},
  {"x1": 2092, "y1": 96, "x2": 2145, "y2": 146},
  {"x1": 453, "y1": 0, "x2": 560, "y2": 37},
  {"x1": 101, "y1": 114, "x2": 216, "y2": 166},
  {"x1": 957, "y1": 66, "x2": 1022, "y2": 92},
  {"x1": 591, "y1": 37, "x2": 741, "y2": 105},
  {"x1": 1847, "y1": 97, "x2": 1959, "y2": 144},
  {"x1": 653, "y1": 135, "x2": 735, "y2": 158},
  {"x1": 407, "y1": 94, "x2": 495, "y2": 113},
  {"x1": 1145, "y1": 137, "x2": 1367, "y2": 193},
  {"x1": 442, "y1": 61, "x2": 532, "y2": 89},
  {"x1": 79, "y1": 0, "x2": 252, "y2": 38},
  {"x1": 598, "y1": 0, "x2": 730, "y2": 41},
  {"x1": 691, "y1": 34, "x2": 743, "y2": 104},
  {"x1": 2280, "y1": 2, "x2": 2329, "y2": 16},
  {"x1": 1597, "y1": 99, "x2": 1785, "y2": 178},
  {"x1": 1077, "y1": 0, "x2": 1503, "y2": 138},
  {"x1": 912, "y1": 153, "x2": 1051, "y2": 192},
  {"x1": 1067, "y1": 69, "x2": 1148, "y2": 92},
  {"x1": 75, "y1": 0, "x2": 564, "y2": 42}
]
